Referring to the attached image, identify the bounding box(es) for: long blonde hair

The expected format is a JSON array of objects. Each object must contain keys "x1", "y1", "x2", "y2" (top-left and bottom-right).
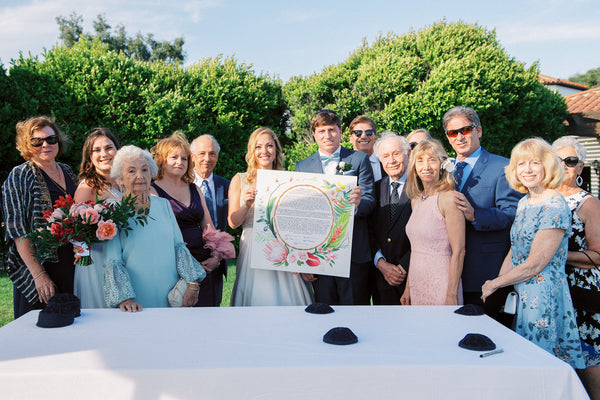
[
  {"x1": 406, "y1": 139, "x2": 455, "y2": 199},
  {"x1": 244, "y1": 127, "x2": 283, "y2": 184}
]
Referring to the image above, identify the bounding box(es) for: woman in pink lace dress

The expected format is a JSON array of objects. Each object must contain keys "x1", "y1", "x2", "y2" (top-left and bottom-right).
[{"x1": 401, "y1": 140, "x2": 465, "y2": 305}]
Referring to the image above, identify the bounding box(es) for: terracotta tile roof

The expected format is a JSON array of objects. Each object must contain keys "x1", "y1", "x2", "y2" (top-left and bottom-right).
[
  {"x1": 539, "y1": 74, "x2": 589, "y2": 90},
  {"x1": 565, "y1": 87, "x2": 600, "y2": 113}
]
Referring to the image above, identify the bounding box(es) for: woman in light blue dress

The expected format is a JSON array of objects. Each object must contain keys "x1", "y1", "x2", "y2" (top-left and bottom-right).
[
  {"x1": 74, "y1": 128, "x2": 122, "y2": 308},
  {"x1": 482, "y1": 138, "x2": 584, "y2": 369},
  {"x1": 102, "y1": 145, "x2": 206, "y2": 311}
]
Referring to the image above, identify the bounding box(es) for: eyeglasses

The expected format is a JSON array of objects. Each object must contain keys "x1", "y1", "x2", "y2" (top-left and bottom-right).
[
  {"x1": 561, "y1": 156, "x2": 580, "y2": 167},
  {"x1": 351, "y1": 129, "x2": 375, "y2": 137},
  {"x1": 30, "y1": 135, "x2": 59, "y2": 147},
  {"x1": 445, "y1": 125, "x2": 477, "y2": 138},
  {"x1": 409, "y1": 142, "x2": 418, "y2": 149}
]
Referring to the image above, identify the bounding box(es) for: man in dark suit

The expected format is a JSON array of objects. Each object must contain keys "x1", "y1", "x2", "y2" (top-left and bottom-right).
[
  {"x1": 191, "y1": 134, "x2": 230, "y2": 307},
  {"x1": 295, "y1": 110, "x2": 375, "y2": 305},
  {"x1": 443, "y1": 106, "x2": 521, "y2": 316},
  {"x1": 369, "y1": 133, "x2": 412, "y2": 305},
  {"x1": 348, "y1": 116, "x2": 386, "y2": 182}
]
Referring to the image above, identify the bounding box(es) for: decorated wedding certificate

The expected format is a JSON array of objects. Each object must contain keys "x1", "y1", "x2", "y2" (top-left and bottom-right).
[{"x1": 251, "y1": 169, "x2": 356, "y2": 278}]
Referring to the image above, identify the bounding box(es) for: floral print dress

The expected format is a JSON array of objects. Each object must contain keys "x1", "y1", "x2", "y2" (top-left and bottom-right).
[
  {"x1": 511, "y1": 194, "x2": 585, "y2": 369},
  {"x1": 565, "y1": 190, "x2": 600, "y2": 368}
]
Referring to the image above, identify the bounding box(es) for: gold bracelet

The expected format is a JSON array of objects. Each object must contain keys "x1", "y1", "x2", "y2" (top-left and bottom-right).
[{"x1": 33, "y1": 270, "x2": 46, "y2": 280}]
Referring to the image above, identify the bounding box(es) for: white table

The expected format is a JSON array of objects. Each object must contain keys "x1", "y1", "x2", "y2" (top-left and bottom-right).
[{"x1": 0, "y1": 306, "x2": 589, "y2": 400}]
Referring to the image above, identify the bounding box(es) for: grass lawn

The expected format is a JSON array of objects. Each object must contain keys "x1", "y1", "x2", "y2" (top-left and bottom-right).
[{"x1": 0, "y1": 262, "x2": 237, "y2": 328}]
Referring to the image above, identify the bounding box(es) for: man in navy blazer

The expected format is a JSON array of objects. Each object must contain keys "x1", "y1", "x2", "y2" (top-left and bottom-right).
[
  {"x1": 369, "y1": 133, "x2": 412, "y2": 305},
  {"x1": 191, "y1": 134, "x2": 230, "y2": 307},
  {"x1": 443, "y1": 106, "x2": 521, "y2": 315},
  {"x1": 295, "y1": 110, "x2": 375, "y2": 305}
]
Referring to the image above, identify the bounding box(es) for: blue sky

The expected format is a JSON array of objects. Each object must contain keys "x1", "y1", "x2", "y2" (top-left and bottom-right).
[{"x1": 1, "y1": 0, "x2": 599, "y2": 83}]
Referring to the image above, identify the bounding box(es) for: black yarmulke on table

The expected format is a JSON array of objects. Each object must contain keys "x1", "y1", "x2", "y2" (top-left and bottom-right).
[
  {"x1": 454, "y1": 304, "x2": 484, "y2": 316},
  {"x1": 36, "y1": 293, "x2": 81, "y2": 328},
  {"x1": 323, "y1": 327, "x2": 358, "y2": 345},
  {"x1": 458, "y1": 333, "x2": 496, "y2": 351},
  {"x1": 305, "y1": 302, "x2": 334, "y2": 314}
]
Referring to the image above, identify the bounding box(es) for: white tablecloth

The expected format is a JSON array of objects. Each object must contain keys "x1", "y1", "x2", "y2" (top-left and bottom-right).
[{"x1": 0, "y1": 306, "x2": 589, "y2": 400}]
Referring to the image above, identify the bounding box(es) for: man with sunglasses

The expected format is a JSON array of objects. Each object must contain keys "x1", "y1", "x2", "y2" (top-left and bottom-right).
[
  {"x1": 443, "y1": 106, "x2": 521, "y2": 320},
  {"x1": 296, "y1": 110, "x2": 375, "y2": 305},
  {"x1": 348, "y1": 116, "x2": 386, "y2": 182}
]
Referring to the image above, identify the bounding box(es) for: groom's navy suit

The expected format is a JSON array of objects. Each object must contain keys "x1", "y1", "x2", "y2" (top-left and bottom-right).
[{"x1": 295, "y1": 146, "x2": 375, "y2": 305}]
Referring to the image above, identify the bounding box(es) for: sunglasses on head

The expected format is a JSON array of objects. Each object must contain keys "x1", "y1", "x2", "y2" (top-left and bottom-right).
[
  {"x1": 445, "y1": 125, "x2": 477, "y2": 138},
  {"x1": 351, "y1": 129, "x2": 375, "y2": 137},
  {"x1": 561, "y1": 156, "x2": 579, "y2": 167},
  {"x1": 30, "y1": 135, "x2": 59, "y2": 147}
]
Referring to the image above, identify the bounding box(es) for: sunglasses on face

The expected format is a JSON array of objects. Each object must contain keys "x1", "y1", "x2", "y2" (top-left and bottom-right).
[
  {"x1": 561, "y1": 156, "x2": 579, "y2": 167},
  {"x1": 445, "y1": 124, "x2": 477, "y2": 139},
  {"x1": 30, "y1": 135, "x2": 59, "y2": 147},
  {"x1": 351, "y1": 129, "x2": 375, "y2": 137},
  {"x1": 409, "y1": 142, "x2": 418, "y2": 149}
]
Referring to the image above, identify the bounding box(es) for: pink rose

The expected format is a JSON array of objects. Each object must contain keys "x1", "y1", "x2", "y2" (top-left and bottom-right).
[
  {"x1": 298, "y1": 252, "x2": 308, "y2": 262},
  {"x1": 264, "y1": 239, "x2": 288, "y2": 263},
  {"x1": 50, "y1": 208, "x2": 65, "y2": 221},
  {"x1": 96, "y1": 219, "x2": 117, "y2": 241},
  {"x1": 79, "y1": 208, "x2": 100, "y2": 224},
  {"x1": 93, "y1": 203, "x2": 106, "y2": 213},
  {"x1": 287, "y1": 252, "x2": 298, "y2": 264}
]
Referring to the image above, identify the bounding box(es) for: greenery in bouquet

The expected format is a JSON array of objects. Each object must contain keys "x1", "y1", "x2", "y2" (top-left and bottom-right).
[{"x1": 26, "y1": 194, "x2": 149, "y2": 266}]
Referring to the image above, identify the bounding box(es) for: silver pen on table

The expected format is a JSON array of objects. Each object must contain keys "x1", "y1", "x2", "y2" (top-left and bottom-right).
[{"x1": 480, "y1": 348, "x2": 504, "y2": 358}]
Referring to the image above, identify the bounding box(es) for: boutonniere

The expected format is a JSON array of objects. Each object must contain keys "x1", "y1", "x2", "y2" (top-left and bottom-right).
[{"x1": 336, "y1": 161, "x2": 352, "y2": 174}]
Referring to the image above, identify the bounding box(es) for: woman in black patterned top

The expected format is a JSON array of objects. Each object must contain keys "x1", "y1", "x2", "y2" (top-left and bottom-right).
[
  {"x1": 1, "y1": 117, "x2": 77, "y2": 318},
  {"x1": 553, "y1": 137, "x2": 600, "y2": 399}
]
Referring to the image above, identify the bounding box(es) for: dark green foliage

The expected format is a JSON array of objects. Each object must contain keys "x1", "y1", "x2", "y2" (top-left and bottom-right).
[
  {"x1": 283, "y1": 21, "x2": 568, "y2": 165},
  {"x1": 0, "y1": 39, "x2": 285, "y2": 182},
  {"x1": 56, "y1": 13, "x2": 185, "y2": 64},
  {"x1": 569, "y1": 67, "x2": 600, "y2": 89}
]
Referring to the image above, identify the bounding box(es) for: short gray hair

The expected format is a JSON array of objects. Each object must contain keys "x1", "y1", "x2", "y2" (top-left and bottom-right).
[
  {"x1": 374, "y1": 131, "x2": 410, "y2": 159},
  {"x1": 190, "y1": 134, "x2": 220, "y2": 154},
  {"x1": 111, "y1": 145, "x2": 158, "y2": 182},
  {"x1": 406, "y1": 128, "x2": 432, "y2": 143},
  {"x1": 552, "y1": 136, "x2": 587, "y2": 162},
  {"x1": 443, "y1": 106, "x2": 481, "y2": 131}
]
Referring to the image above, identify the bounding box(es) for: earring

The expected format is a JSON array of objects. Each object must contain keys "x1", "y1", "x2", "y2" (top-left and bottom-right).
[{"x1": 576, "y1": 175, "x2": 583, "y2": 187}]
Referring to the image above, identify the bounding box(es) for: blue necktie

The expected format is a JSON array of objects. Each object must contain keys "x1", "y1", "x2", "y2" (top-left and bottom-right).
[
  {"x1": 201, "y1": 180, "x2": 216, "y2": 224},
  {"x1": 320, "y1": 154, "x2": 339, "y2": 164},
  {"x1": 454, "y1": 162, "x2": 467, "y2": 190}
]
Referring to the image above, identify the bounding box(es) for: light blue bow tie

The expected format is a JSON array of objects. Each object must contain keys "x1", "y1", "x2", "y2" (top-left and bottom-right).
[{"x1": 320, "y1": 153, "x2": 340, "y2": 164}]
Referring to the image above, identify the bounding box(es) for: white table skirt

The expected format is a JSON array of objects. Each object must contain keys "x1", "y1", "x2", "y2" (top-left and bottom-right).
[{"x1": 0, "y1": 306, "x2": 589, "y2": 400}]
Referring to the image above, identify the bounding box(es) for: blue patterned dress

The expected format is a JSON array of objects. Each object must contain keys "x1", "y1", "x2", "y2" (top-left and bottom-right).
[{"x1": 511, "y1": 194, "x2": 584, "y2": 369}]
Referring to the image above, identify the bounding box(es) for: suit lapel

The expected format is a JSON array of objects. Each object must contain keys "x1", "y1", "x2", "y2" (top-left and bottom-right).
[
  {"x1": 461, "y1": 148, "x2": 489, "y2": 193},
  {"x1": 308, "y1": 152, "x2": 325, "y2": 173}
]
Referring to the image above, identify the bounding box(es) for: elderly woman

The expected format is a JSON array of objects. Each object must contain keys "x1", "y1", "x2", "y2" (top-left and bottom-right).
[
  {"x1": 2, "y1": 117, "x2": 77, "y2": 318},
  {"x1": 553, "y1": 137, "x2": 600, "y2": 397},
  {"x1": 401, "y1": 139, "x2": 465, "y2": 305},
  {"x1": 482, "y1": 138, "x2": 584, "y2": 369},
  {"x1": 73, "y1": 128, "x2": 122, "y2": 308},
  {"x1": 229, "y1": 127, "x2": 313, "y2": 306},
  {"x1": 103, "y1": 145, "x2": 206, "y2": 312},
  {"x1": 151, "y1": 132, "x2": 220, "y2": 306}
]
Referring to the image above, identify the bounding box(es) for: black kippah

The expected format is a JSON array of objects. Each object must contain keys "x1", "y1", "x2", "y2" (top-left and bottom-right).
[
  {"x1": 305, "y1": 302, "x2": 335, "y2": 314},
  {"x1": 323, "y1": 327, "x2": 358, "y2": 345},
  {"x1": 454, "y1": 304, "x2": 484, "y2": 316},
  {"x1": 458, "y1": 333, "x2": 496, "y2": 351}
]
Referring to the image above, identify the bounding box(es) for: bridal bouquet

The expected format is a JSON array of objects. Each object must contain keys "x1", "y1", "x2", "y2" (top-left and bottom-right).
[
  {"x1": 27, "y1": 194, "x2": 149, "y2": 266},
  {"x1": 202, "y1": 225, "x2": 236, "y2": 259}
]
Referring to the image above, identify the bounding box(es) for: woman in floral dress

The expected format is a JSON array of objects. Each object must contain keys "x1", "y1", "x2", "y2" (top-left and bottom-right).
[{"x1": 482, "y1": 138, "x2": 584, "y2": 370}]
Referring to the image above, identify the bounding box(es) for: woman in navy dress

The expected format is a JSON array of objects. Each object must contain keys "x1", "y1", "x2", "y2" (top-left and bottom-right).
[{"x1": 151, "y1": 132, "x2": 220, "y2": 306}]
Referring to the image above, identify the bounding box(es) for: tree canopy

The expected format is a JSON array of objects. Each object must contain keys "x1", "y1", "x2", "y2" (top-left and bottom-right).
[
  {"x1": 569, "y1": 67, "x2": 600, "y2": 89},
  {"x1": 56, "y1": 12, "x2": 185, "y2": 64},
  {"x1": 283, "y1": 21, "x2": 568, "y2": 168}
]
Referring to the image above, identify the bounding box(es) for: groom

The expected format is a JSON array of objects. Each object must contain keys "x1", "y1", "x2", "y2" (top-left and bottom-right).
[{"x1": 295, "y1": 110, "x2": 375, "y2": 305}]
